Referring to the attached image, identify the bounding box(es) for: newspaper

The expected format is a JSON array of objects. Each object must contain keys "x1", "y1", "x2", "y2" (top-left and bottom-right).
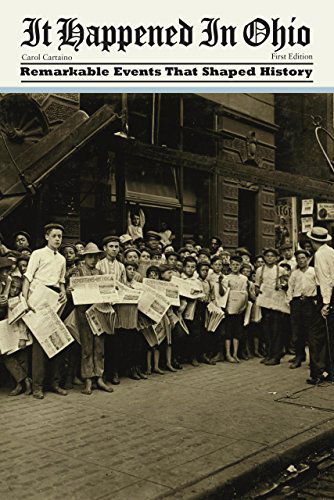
[
  {"x1": 226, "y1": 290, "x2": 248, "y2": 315},
  {"x1": 28, "y1": 282, "x2": 62, "y2": 312},
  {"x1": 215, "y1": 286, "x2": 230, "y2": 309},
  {"x1": 70, "y1": 274, "x2": 118, "y2": 305},
  {"x1": 135, "y1": 283, "x2": 170, "y2": 323},
  {"x1": 6, "y1": 332, "x2": 33, "y2": 356},
  {"x1": 143, "y1": 278, "x2": 180, "y2": 307},
  {"x1": 171, "y1": 276, "x2": 205, "y2": 299},
  {"x1": 7, "y1": 295, "x2": 29, "y2": 325},
  {"x1": 23, "y1": 302, "x2": 74, "y2": 358},
  {"x1": 152, "y1": 320, "x2": 167, "y2": 345},
  {"x1": 114, "y1": 281, "x2": 143, "y2": 304},
  {"x1": 63, "y1": 309, "x2": 81, "y2": 345},
  {"x1": 176, "y1": 312, "x2": 190, "y2": 335},
  {"x1": 256, "y1": 285, "x2": 290, "y2": 314},
  {"x1": 86, "y1": 305, "x2": 116, "y2": 335},
  {"x1": 141, "y1": 326, "x2": 159, "y2": 348},
  {"x1": 205, "y1": 302, "x2": 225, "y2": 332},
  {"x1": 0, "y1": 319, "x2": 30, "y2": 355},
  {"x1": 243, "y1": 301, "x2": 253, "y2": 327},
  {"x1": 183, "y1": 300, "x2": 197, "y2": 321}
]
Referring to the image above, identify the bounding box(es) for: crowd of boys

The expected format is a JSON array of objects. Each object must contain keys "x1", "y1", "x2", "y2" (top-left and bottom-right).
[{"x1": 0, "y1": 221, "x2": 333, "y2": 400}]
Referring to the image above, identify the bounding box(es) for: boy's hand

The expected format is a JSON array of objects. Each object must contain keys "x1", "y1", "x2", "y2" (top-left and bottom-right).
[
  {"x1": 58, "y1": 291, "x2": 67, "y2": 305},
  {"x1": 321, "y1": 304, "x2": 330, "y2": 318},
  {"x1": 18, "y1": 339, "x2": 27, "y2": 349},
  {"x1": 0, "y1": 295, "x2": 8, "y2": 306},
  {"x1": 27, "y1": 301, "x2": 36, "y2": 313}
]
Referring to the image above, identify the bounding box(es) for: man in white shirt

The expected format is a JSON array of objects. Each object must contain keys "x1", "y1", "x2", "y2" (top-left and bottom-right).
[
  {"x1": 22, "y1": 223, "x2": 67, "y2": 399},
  {"x1": 287, "y1": 250, "x2": 317, "y2": 369},
  {"x1": 96, "y1": 235, "x2": 125, "y2": 385},
  {"x1": 307, "y1": 226, "x2": 334, "y2": 384}
]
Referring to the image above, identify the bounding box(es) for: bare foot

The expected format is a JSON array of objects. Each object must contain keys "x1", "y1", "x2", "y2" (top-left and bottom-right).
[
  {"x1": 145, "y1": 369, "x2": 152, "y2": 375},
  {"x1": 9, "y1": 383, "x2": 23, "y2": 396},
  {"x1": 166, "y1": 364, "x2": 177, "y2": 372},
  {"x1": 81, "y1": 379, "x2": 92, "y2": 395},
  {"x1": 24, "y1": 377, "x2": 32, "y2": 396},
  {"x1": 153, "y1": 368, "x2": 165, "y2": 375},
  {"x1": 226, "y1": 355, "x2": 236, "y2": 363},
  {"x1": 97, "y1": 377, "x2": 114, "y2": 392},
  {"x1": 233, "y1": 356, "x2": 240, "y2": 363}
]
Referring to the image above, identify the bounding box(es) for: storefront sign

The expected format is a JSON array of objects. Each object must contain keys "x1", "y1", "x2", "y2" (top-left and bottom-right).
[
  {"x1": 301, "y1": 216, "x2": 314, "y2": 233},
  {"x1": 317, "y1": 203, "x2": 334, "y2": 220},
  {"x1": 301, "y1": 199, "x2": 314, "y2": 215},
  {"x1": 275, "y1": 197, "x2": 298, "y2": 249}
]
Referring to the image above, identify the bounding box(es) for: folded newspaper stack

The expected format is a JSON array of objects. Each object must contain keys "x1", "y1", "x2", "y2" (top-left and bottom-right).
[
  {"x1": 86, "y1": 305, "x2": 116, "y2": 335},
  {"x1": 7, "y1": 295, "x2": 29, "y2": 325},
  {"x1": 0, "y1": 318, "x2": 31, "y2": 355},
  {"x1": 205, "y1": 302, "x2": 225, "y2": 332}
]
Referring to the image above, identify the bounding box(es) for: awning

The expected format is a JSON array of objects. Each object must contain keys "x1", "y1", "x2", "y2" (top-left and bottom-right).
[
  {"x1": 125, "y1": 161, "x2": 181, "y2": 208},
  {"x1": 0, "y1": 104, "x2": 119, "y2": 221}
]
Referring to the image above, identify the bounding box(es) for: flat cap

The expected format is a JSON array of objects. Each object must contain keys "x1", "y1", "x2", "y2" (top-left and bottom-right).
[
  {"x1": 263, "y1": 247, "x2": 280, "y2": 257},
  {"x1": 102, "y1": 235, "x2": 120, "y2": 246},
  {"x1": 12, "y1": 230, "x2": 31, "y2": 242},
  {"x1": 44, "y1": 223, "x2": 64, "y2": 233},
  {"x1": 146, "y1": 231, "x2": 161, "y2": 241},
  {"x1": 0, "y1": 257, "x2": 14, "y2": 269},
  {"x1": 124, "y1": 247, "x2": 141, "y2": 258}
]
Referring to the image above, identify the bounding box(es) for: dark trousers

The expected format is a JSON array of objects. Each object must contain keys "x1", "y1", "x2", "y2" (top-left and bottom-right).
[
  {"x1": 225, "y1": 314, "x2": 244, "y2": 341},
  {"x1": 261, "y1": 308, "x2": 284, "y2": 361},
  {"x1": 290, "y1": 297, "x2": 315, "y2": 360},
  {"x1": 172, "y1": 323, "x2": 188, "y2": 361},
  {"x1": 32, "y1": 340, "x2": 63, "y2": 391},
  {"x1": 107, "y1": 330, "x2": 122, "y2": 376},
  {"x1": 309, "y1": 294, "x2": 334, "y2": 379},
  {"x1": 3, "y1": 350, "x2": 29, "y2": 383},
  {"x1": 282, "y1": 313, "x2": 293, "y2": 354},
  {"x1": 63, "y1": 341, "x2": 81, "y2": 382},
  {"x1": 111, "y1": 328, "x2": 141, "y2": 373},
  {"x1": 190, "y1": 301, "x2": 207, "y2": 359},
  {"x1": 185, "y1": 318, "x2": 201, "y2": 360}
]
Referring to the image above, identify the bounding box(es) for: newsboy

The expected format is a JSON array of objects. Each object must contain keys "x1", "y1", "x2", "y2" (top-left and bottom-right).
[{"x1": 22, "y1": 223, "x2": 67, "y2": 399}]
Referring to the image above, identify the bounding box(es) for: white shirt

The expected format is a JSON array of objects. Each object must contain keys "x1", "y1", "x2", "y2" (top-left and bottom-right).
[
  {"x1": 255, "y1": 264, "x2": 286, "y2": 312},
  {"x1": 314, "y1": 244, "x2": 334, "y2": 305},
  {"x1": 224, "y1": 273, "x2": 248, "y2": 292},
  {"x1": 255, "y1": 264, "x2": 284, "y2": 289},
  {"x1": 286, "y1": 267, "x2": 317, "y2": 302},
  {"x1": 96, "y1": 257, "x2": 126, "y2": 283},
  {"x1": 24, "y1": 246, "x2": 66, "y2": 287}
]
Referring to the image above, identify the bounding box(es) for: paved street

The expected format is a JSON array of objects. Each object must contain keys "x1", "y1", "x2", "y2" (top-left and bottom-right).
[{"x1": 2, "y1": 356, "x2": 334, "y2": 500}]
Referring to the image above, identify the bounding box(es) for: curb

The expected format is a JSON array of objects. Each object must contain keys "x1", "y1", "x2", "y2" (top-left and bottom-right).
[{"x1": 162, "y1": 416, "x2": 334, "y2": 499}]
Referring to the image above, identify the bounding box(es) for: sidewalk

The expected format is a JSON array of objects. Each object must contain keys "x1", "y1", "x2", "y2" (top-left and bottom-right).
[{"x1": 1, "y1": 356, "x2": 334, "y2": 500}]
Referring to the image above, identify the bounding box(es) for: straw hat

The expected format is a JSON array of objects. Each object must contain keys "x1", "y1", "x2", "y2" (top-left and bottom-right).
[
  {"x1": 306, "y1": 226, "x2": 332, "y2": 243},
  {"x1": 82, "y1": 242, "x2": 103, "y2": 255}
]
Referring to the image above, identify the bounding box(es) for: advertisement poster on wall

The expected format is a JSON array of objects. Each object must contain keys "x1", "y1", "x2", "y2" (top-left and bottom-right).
[{"x1": 275, "y1": 196, "x2": 298, "y2": 249}]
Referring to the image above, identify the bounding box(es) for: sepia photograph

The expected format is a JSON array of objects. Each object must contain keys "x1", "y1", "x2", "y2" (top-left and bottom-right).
[{"x1": 1, "y1": 92, "x2": 334, "y2": 498}]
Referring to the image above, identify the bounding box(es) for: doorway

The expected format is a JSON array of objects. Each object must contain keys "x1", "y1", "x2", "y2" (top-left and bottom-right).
[{"x1": 238, "y1": 189, "x2": 256, "y2": 255}]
